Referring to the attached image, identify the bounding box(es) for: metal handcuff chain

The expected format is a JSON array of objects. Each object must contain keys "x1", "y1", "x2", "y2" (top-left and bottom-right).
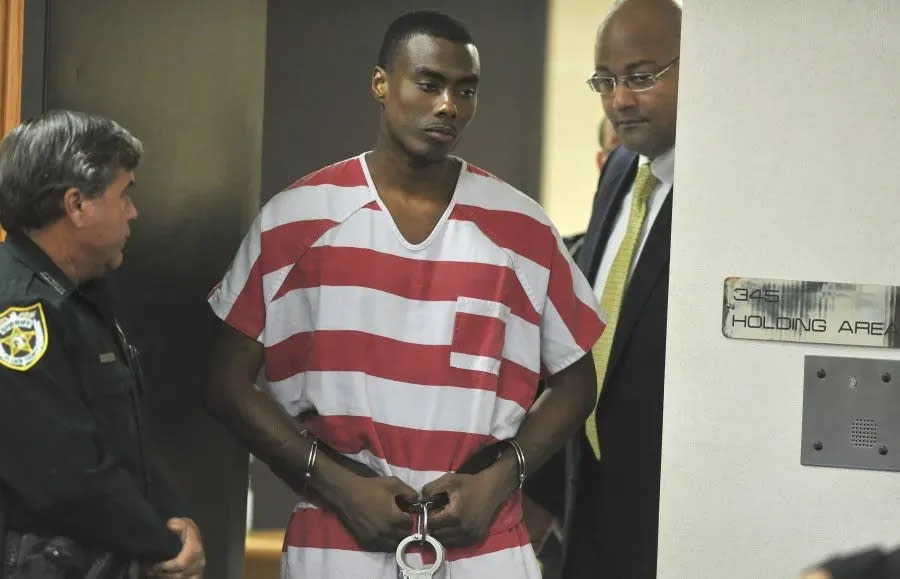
[{"x1": 395, "y1": 500, "x2": 446, "y2": 578}]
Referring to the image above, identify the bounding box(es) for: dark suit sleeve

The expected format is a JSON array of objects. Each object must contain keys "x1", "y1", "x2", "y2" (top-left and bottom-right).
[
  {"x1": 0, "y1": 301, "x2": 181, "y2": 562},
  {"x1": 522, "y1": 378, "x2": 566, "y2": 518},
  {"x1": 523, "y1": 447, "x2": 566, "y2": 518},
  {"x1": 525, "y1": 159, "x2": 621, "y2": 519}
]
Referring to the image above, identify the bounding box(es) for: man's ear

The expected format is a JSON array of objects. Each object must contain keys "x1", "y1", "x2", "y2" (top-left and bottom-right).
[
  {"x1": 62, "y1": 187, "x2": 88, "y2": 227},
  {"x1": 372, "y1": 66, "x2": 388, "y2": 103}
]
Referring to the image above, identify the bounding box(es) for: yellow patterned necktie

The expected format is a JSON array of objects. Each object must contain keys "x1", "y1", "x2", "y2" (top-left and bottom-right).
[{"x1": 586, "y1": 162, "x2": 658, "y2": 459}]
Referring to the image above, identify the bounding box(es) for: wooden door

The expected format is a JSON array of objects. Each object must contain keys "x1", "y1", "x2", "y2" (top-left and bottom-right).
[{"x1": 0, "y1": 0, "x2": 23, "y2": 242}]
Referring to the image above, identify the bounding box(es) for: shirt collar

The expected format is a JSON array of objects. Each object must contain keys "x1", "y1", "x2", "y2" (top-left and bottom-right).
[
  {"x1": 639, "y1": 147, "x2": 675, "y2": 188},
  {"x1": 5, "y1": 230, "x2": 77, "y2": 298}
]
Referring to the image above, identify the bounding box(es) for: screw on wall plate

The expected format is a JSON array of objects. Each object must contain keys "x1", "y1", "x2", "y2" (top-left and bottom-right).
[
  {"x1": 813, "y1": 441, "x2": 823, "y2": 451},
  {"x1": 883, "y1": 372, "x2": 892, "y2": 383},
  {"x1": 879, "y1": 446, "x2": 889, "y2": 455},
  {"x1": 816, "y1": 369, "x2": 826, "y2": 379}
]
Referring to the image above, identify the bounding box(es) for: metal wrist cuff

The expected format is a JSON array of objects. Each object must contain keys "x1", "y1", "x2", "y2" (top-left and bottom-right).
[
  {"x1": 506, "y1": 438, "x2": 526, "y2": 489},
  {"x1": 303, "y1": 438, "x2": 319, "y2": 489}
]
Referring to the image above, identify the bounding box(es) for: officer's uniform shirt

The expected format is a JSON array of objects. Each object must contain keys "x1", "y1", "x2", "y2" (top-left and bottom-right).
[{"x1": 0, "y1": 231, "x2": 181, "y2": 562}]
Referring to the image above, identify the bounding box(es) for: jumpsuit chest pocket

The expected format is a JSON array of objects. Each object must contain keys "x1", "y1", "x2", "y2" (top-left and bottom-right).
[{"x1": 449, "y1": 296, "x2": 510, "y2": 378}]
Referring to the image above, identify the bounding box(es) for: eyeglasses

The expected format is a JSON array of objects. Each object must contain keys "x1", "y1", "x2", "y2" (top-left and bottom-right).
[{"x1": 586, "y1": 57, "x2": 679, "y2": 95}]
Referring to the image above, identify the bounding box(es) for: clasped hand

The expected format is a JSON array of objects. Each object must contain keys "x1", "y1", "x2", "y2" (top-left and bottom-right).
[
  {"x1": 420, "y1": 470, "x2": 513, "y2": 548},
  {"x1": 336, "y1": 468, "x2": 514, "y2": 554}
]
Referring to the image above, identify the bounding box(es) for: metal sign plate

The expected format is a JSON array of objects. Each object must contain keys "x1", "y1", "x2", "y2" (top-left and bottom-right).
[{"x1": 723, "y1": 277, "x2": 900, "y2": 348}]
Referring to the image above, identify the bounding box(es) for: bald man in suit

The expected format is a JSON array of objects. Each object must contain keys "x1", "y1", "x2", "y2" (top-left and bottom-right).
[{"x1": 562, "y1": 1, "x2": 681, "y2": 577}]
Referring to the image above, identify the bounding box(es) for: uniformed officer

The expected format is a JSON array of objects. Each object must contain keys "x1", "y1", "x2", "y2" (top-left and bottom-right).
[{"x1": 0, "y1": 110, "x2": 204, "y2": 578}]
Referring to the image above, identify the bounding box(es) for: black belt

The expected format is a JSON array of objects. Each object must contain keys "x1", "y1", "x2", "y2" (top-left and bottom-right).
[
  {"x1": 314, "y1": 439, "x2": 505, "y2": 512},
  {"x1": 319, "y1": 438, "x2": 505, "y2": 479}
]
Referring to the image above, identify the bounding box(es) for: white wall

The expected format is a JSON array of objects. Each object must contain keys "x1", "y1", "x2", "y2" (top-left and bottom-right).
[{"x1": 660, "y1": 1, "x2": 900, "y2": 577}]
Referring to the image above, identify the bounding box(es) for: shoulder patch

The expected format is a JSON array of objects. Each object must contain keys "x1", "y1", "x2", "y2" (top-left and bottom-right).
[{"x1": 0, "y1": 303, "x2": 49, "y2": 371}]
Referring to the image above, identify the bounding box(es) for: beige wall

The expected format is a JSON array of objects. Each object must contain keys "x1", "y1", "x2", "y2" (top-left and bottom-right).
[{"x1": 542, "y1": 0, "x2": 614, "y2": 236}]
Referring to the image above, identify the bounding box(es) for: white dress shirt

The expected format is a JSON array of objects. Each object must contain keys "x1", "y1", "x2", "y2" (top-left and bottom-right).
[{"x1": 593, "y1": 148, "x2": 674, "y2": 301}]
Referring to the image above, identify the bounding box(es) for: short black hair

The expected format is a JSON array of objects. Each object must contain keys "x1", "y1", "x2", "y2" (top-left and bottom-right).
[
  {"x1": 0, "y1": 110, "x2": 142, "y2": 232},
  {"x1": 377, "y1": 10, "x2": 475, "y2": 71}
]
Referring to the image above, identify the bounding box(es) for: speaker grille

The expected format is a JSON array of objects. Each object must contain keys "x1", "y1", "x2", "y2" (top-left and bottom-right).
[{"x1": 850, "y1": 419, "x2": 878, "y2": 448}]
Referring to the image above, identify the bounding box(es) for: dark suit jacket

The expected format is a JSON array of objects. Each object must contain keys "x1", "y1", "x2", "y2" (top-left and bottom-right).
[{"x1": 561, "y1": 146, "x2": 673, "y2": 579}]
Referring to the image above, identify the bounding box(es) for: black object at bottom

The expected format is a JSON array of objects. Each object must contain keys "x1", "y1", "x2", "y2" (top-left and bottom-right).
[
  {"x1": 321, "y1": 439, "x2": 505, "y2": 480},
  {"x1": 3, "y1": 532, "x2": 128, "y2": 579}
]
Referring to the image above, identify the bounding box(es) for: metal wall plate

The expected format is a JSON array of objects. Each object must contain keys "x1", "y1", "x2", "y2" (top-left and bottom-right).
[
  {"x1": 723, "y1": 277, "x2": 900, "y2": 348},
  {"x1": 802, "y1": 355, "x2": 900, "y2": 472}
]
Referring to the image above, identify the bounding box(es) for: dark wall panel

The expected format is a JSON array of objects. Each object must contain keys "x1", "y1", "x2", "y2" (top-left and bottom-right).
[
  {"x1": 262, "y1": 0, "x2": 548, "y2": 201},
  {"x1": 21, "y1": 0, "x2": 46, "y2": 119},
  {"x1": 45, "y1": 1, "x2": 267, "y2": 576}
]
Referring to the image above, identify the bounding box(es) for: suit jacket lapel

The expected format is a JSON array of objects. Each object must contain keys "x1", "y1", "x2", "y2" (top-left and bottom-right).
[
  {"x1": 577, "y1": 149, "x2": 639, "y2": 280},
  {"x1": 606, "y1": 192, "x2": 672, "y2": 375}
]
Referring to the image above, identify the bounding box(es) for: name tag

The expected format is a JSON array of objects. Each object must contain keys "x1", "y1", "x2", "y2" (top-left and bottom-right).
[{"x1": 99, "y1": 352, "x2": 117, "y2": 363}]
